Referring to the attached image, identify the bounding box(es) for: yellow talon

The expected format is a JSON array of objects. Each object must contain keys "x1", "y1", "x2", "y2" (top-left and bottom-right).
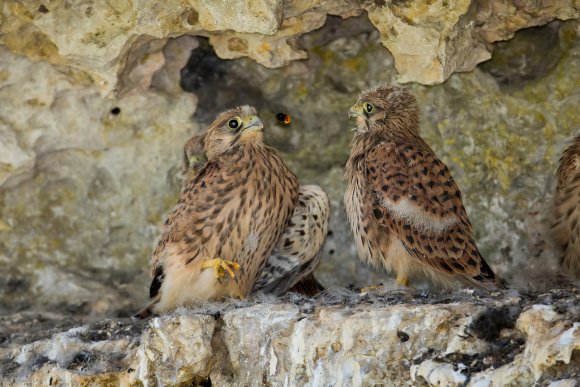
[
  {"x1": 396, "y1": 275, "x2": 409, "y2": 287},
  {"x1": 360, "y1": 284, "x2": 383, "y2": 293},
  {"x1": 201, "y1": 258, "x2": 240, "y2": 279}
]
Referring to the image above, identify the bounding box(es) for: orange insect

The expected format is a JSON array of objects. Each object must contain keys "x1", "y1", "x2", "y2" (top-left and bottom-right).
[{"x1": 276, "y1": 113, "x2": 292, "y2": 126}]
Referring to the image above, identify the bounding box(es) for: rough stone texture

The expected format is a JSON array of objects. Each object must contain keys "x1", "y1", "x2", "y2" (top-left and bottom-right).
[
  {"x1": 0, "y1": 43, "x2": 199, "y2": 315},
  {"x1": 1, "y1": 0, "x2": 578, "y2": 90},
  {"x1": 1, "y1": 289, "x2": 579, "y2": 385},
  {"x1": 366, "y1": 0, "x2": 580, "y2": 84}
]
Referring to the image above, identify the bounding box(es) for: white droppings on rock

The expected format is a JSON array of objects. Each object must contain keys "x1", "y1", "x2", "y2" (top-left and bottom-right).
[
  {"x1": 548, "y1": 379, "x2": 579, "y2": 387},
  {"x1": 558, "y1": 323, "x2": 578, "y2": 347},
  {"x1": 411, "y1": 359, "x2": 468, "y2": 386}
]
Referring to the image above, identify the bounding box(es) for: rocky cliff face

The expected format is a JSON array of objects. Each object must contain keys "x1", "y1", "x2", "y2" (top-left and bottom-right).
[
  {"x1": 0, "y1": 2, "x2": 579, "y2": 384},
  {"x1": 1, "y1": 290, "x2": 579, "y2": 386}
]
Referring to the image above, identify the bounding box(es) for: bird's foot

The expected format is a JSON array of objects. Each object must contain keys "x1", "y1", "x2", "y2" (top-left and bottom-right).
[
  {"x1": 201, "y1": 258, "x2": 240, "y2": 279},
  {"x1": 360, "y1": 284, "x2": 383, "y2": 294},
  {"x1": 395, "y1": 275, "x2": 410, "y2": 287}
]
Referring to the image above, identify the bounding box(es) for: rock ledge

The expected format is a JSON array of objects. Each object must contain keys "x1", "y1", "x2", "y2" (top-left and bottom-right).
[{"x1": 1, "y1": 289, "x2": 578, "y2": 386}]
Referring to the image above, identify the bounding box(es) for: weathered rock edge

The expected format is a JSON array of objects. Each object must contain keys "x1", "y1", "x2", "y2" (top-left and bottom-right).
[
  {"x1": 2, "y1": 0, "x2": 579, "y2": 91},
  {"x1": 1, "y1": 289, "x2": 578, "y2": 386}
]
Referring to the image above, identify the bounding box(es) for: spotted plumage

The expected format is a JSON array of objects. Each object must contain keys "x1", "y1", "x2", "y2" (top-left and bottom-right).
[
  {"x1": 136, "y1": 106, "x2": 299, "y2": 316},
  {"x1": 345, "y1": 84, "x2": 502, "y2": 289},
  {"x1": 253, "y1": 185, "x2": 330, "y2": 295},
  {"x1": 552, "y1": 133, "x2": 580, "y2": 275},
  {"x1": 179, "y1": 132, "x2": 330, "y2": 297}
]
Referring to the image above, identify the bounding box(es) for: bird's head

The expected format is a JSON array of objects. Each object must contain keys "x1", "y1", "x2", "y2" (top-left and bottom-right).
[
  {"x1": 349, "y1": 84, "x2": 419, "y2": 137},
  {"x1": 204, "y1": 105, "x2": 264, "y2": 160},
  {"x1": 183, "y1": 134, "x2": 207, "y2": 173}
]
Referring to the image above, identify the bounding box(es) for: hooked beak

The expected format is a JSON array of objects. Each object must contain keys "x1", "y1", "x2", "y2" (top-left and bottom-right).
[
  {"x1": 242, "y1": 115, "x2": 264, "y2": 131},
  {"x1": 348, "y1": 104, "x2": 363, "y2": 119},
  {"x1": 349, "y1": 104, "x2": 365, "y2": 132}
]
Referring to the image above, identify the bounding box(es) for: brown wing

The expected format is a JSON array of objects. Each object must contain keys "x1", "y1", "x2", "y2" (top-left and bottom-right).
[{"x1": 365, "y1": 141, "x2": 499, "y2": 288}]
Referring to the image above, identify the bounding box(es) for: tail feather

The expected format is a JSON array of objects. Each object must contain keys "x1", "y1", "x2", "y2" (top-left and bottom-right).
[
  {"x1": 134, "y1": 295, "x2": 160, "y2": 319},
  {"x1": 288, "y1": 273, "x2": 325, "y2": 297},
  {"x1": 470, "y1": 253, "x2": 506, "y2": 290}
]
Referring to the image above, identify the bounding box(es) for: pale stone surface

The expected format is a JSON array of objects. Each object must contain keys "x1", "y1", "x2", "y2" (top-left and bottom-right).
[
  {"x1": 195, "y1": 0, "x2": 284, "y2": 35},
  {"x1": 0, "y1": 46, "x2": 199, "y2": 315},
  {"x1": 366, "y1": 0, "x2": 580, "y2": 84},
  {"x1": 136, "y1": 314, "x2": 215, "y2": 386},
  {"x1": 1, "y1": 0, "x2": 578, "y2": 89},
  {"x1": 209, "y1": 11, "x2": 327, "y2": 67},
  {"x1": 366, "y1": 0, "x2": 484, "y2": 85},
  {"x1": 1, "y1": 290, "x2": 578, "y2": 385}
]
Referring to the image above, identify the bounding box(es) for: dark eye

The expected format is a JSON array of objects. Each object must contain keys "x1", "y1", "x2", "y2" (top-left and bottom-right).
[
  {"x1": 228, "y1": 118, "x2": 240, "y2": 130},
  {"x1": 363, "y1": 102, "x2": 373, "y2": 113}
]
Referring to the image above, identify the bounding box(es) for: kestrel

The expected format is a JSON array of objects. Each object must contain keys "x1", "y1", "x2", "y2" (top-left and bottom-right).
[
  {"x1": 136, "y1": 106, "x2": 299, "y2": 317},
  {"x1": 344, "y1": 84, "x2": 502, "y2": 289},
  {"x1": 552, "y1": 133, "x2": 580, "y2": 275},
  {"x1": 180, "y1": 129, "x2": 330, "y2": 297}
]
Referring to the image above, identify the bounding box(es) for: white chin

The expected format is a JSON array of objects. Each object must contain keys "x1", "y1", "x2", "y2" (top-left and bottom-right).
[{"x1": 355, "y1": 117, "x2": 368, "y2": 133}]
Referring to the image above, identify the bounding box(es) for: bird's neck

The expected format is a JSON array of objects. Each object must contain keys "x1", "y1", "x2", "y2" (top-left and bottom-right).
[
  {"x1": 345, "y1": 133, "x2": 381, "y2": 178},
  {"x1": 345, "y1": 129, "x2": 426, "y2": 178}
]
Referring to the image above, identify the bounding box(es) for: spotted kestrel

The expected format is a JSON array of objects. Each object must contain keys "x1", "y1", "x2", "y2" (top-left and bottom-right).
[
  {"x1": 552, "y1": 133, "x2": 580, "y2": 275},
  {"x1": 136, "y1": 106, "x2": 299, "y2": 317},
  {"x1": 344, "y1": 84, "x2": 502, "y2": 289},
  {"x1": 180, "y1": 130, "x2": 330, "y2": 297}
]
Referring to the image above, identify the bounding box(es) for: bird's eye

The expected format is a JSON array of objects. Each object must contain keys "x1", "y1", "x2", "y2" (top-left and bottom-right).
[
  {"x1": 363, "y1": 102, "x2": 373, "y2": 113},
  {"x1": 228, "y1": 118, "x2": 241, "y2": 130}
]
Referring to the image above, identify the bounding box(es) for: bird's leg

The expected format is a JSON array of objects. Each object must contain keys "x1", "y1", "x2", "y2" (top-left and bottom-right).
[
  {"x1": 395, "y1": 275, "x2": 409, "y2": 287},
  {"x1": 201, "y1": 258, "x2": 240, "y2": 279}
]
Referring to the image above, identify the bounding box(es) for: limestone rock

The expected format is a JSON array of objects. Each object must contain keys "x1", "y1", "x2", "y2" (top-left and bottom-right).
[
  {"x1": 196, "y1": 0, "x2": 284, "y2": 35},
  {"x1": 365, "y1": 0, "x2": 487, "y2": 85},
  {"x1": 209, "y1": 11, "x2": 328, "y2": 68},
  {"x1": 1, "y1": 290, "x2": 578, "y2": 385},
  {"x1": 2, "y1": 0, "x2": 578, "y2": 90},
  {"x1": 365, "y1": 0, "x2": 580, "y2": 84},
  {"x1": 0, "y1": 46, "x2": 199, "y2": 315},
  {"x1": 136, "y1": 315, "x2": 215, "y2": 385}
]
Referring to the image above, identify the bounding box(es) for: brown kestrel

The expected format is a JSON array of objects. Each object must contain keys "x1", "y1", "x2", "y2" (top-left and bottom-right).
[
  {"x1": 344, "y1": 84, "x2": 502, "y2": 289},
  {"x1": 552, "y1": 133, "x2": 580, "y2": 275},
  {"x1": 180, "y1": 129, "x2": 330, "y2": 297},
  {"x1": 136, "y1": 105, "x2": 299, "y2": 317}
]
